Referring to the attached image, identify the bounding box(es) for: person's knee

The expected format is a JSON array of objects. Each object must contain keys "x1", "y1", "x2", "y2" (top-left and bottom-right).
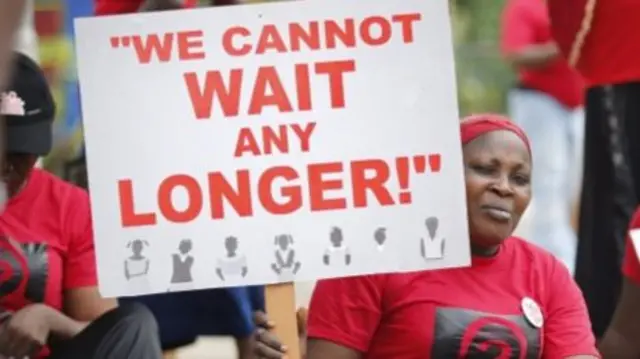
[{"x1": 114, "y1": 302, "x2": 158, "y2": 332}]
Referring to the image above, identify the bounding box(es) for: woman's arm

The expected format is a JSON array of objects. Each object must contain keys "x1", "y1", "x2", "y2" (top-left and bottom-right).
[
  {"x1": 505, "y1": 43, "x2": 560, "y2": 69},
  {"x1": 62, "y1": 189, "x2": 117, "y2": 322},
  {"x1": 500, "y1": 2, "x2": 560, "y2": 70},
  {"x1": 599, "y1": 279, "x2": 640, "y2": 357},
  {"x1": 64, "y1": 287, "x2": 117, "y2": 323},
  {"x1": 542, "y1": 257, "x2": 599, "y2": 358},
  {"x1": 600, "y1": 211, "x2": 640, "y2": 357},
  {"x1": 307, "y1": 338, "x2": 361, "y2": 359}
]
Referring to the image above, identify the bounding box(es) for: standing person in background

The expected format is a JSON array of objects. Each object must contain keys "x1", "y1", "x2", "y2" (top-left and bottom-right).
[
  {"x1": 548, "y1": 0, "x2": 640, "y2": 338},
  {"x1": 500, "y1": 0, "x2": 585, "y2": 274},
  {"x1": 0, "y1": 0, "x2": 27, "y2": 211}
]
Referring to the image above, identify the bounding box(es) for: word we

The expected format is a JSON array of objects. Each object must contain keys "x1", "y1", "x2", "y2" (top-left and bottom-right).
[{"x1": 118, "y1": 154, "x2": 441, "y2": 227}]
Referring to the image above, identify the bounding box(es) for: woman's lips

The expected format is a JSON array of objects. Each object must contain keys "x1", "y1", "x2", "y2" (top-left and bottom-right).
[{"x1": 481, "y1": 205, "x2": 512, "y2": 222}]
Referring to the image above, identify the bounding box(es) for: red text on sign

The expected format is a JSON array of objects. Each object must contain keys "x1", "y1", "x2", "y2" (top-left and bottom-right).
[
  {"x1": 116, "y1": 30, "x2": 205, "y2": 64},
  {"x1": 234, "y1": 122, "x2": 317, "y2": 157},
  {"x1": 184, "y1": 60, "x2": 355, "y2": 119},
  {"x1": 117, "y1": 154, "x2": 440, "y2": 227},
  {"x1": 222, "y1": 13, "x2": 422, "y2": 56}
]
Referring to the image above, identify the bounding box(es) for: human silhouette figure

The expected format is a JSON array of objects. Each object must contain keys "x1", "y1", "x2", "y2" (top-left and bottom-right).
[
  {"x1": 374, "y1": 227, "x2": 387, "y2": 251},
  {"x1": 420, "y1": 217, "x2": 445, "y2": 260},
  {"x1": 124, "y1": 239, "x2": 150, "y2": 294},
  {"x1": 323, "y1": 227, "x2": 351, "y2": 266},
  {"x1": 124, "y1": 239, "x2": 150, "y2": 280},
  {"x1": 216, "y1": 236, "x2": 248, "y2": 281},
  {"x1": 170, "y1": 239, "x2": 194, "y2": 291},
  {"x1": 271, "y1": 234, "x2": 301, "y2": 280}
]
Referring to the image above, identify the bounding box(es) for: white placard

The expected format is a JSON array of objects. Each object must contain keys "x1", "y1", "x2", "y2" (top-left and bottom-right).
[{"x1": 74, "y1": 0, "x2": 470, "y2": 297}]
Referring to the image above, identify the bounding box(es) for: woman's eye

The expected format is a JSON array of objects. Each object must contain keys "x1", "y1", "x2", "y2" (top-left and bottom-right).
[
  {"x1": 512, "y1": 174, "x2": 530, "y2": 186},
  {"x1": 471, "y1": 164, "x2": 495, "y2": 175}
]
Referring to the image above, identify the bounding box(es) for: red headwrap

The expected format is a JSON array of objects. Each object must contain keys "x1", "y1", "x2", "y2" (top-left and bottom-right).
[{"x1": 460, "y1": 114, "x2": 531, "y2": 155}]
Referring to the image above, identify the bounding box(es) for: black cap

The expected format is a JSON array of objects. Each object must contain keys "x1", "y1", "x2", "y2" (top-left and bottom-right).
[{"x1": 2, "y1": 52, "x2": 56, "y2": 156}]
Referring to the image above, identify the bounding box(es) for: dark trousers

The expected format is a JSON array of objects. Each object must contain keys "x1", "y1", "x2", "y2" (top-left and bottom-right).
[
  {"x1": 575, "y1": 82, "x2": 640, "y2": 338},
  {"x1": 48, "y1": 303, "x2": 162, "y2": 359}
]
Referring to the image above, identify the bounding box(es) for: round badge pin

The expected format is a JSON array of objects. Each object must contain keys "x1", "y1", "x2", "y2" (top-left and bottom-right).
[{"x1": 521, "y1": 297, "x2": 544, "y2": 328}]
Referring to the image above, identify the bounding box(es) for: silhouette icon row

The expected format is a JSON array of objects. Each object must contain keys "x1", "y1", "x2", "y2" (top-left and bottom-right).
[{"x1": 122, "y1": 216, "x2": 445, "y2": 289}]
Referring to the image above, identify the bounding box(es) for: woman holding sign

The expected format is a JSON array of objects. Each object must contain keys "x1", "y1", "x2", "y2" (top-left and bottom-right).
[
  {"x1": 254, "y1": 115, "x2": 598, "y2": 358},
  {"x1": 0, "y1": 52, "x2": 162, "y2": 359}
]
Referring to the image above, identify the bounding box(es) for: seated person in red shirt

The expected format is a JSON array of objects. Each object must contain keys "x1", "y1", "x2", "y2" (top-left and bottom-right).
[
  {"x1": 599, "y1": 207, "x2": 640, "y2": 357},
  {"x1": 548, "y1": 0, "x2": 640, "y2": 338},
  {"x1": 0, "y1": 52, "x2": 163, "y2": 358},
  {"x1": 253, "y1": 114, "x2": 599, "y2": 359}
]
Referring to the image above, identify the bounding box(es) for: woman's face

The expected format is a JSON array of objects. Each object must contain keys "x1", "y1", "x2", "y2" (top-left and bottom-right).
[
  {"x1": 463, "y1": 131, "x2": 531, "y2": 249},
  {"x1": 2, "y1": 153, "x2": 37, "y2": 197}
]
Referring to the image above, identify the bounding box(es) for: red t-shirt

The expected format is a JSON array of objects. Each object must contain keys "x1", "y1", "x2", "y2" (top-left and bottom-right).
[
  {"x1": 0, "y1": 169, "x2": 97, "y2": 313},
  {"x1": 94, "y1": 0, "x2": 198, "y2": 15},
  {"x1": 622, "y1": 207, "x2": 640, "y2": 283},
  {"x1": 501, "y1": 0, "x2": 584, "y2": 109},
  {"x1": 548, "y1": 0, "x2": 640, "y2": 87},
  {"x1": 308, "y1": 237, "x2": 599, "y2": 358}
]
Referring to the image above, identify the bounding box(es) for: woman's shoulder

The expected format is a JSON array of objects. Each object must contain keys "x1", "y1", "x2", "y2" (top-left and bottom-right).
[
  {"x1": 30, "y1": 168, "x2": 89, "y2": 205},
  {"x1": 504, "y1": 236, "x2": 565, "y2": 271},
  {"x1": 502, "y1": 236, "x2": 574, "y2": 294},
  {"x1": 28, "y1": 169, "x2": 92, "y2": 229}
]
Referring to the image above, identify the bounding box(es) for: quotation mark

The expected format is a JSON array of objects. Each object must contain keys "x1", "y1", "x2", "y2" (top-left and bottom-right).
[{"x1": 110, "y1": 36, "x2": 132, "y2": 49}]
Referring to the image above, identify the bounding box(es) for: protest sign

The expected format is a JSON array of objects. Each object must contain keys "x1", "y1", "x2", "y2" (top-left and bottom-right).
[{"x1": 74, "y1": 0, "x2": 468, "y2": 299}]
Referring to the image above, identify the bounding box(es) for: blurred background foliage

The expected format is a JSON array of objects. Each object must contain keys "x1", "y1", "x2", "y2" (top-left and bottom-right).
[
  {"x1": 36, "y1": 0, "x2": 513, "y2": 175},
  {"x1": 452, "y1": 0, "x2": 512, "y2": 116}
]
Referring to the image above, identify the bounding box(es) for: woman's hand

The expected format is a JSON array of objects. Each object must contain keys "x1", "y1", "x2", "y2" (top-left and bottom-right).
[
  {"x1": 0, "y1": 304, "x2": 52, "y2": 358},
  {"x1": 254, "y1": 308, "x2": 308, "y2": 358}
]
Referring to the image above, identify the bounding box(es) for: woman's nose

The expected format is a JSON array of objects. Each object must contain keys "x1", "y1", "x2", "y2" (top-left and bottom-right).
[{"x1": 490, "y1": 175, "x2": 514, "y2": 196}]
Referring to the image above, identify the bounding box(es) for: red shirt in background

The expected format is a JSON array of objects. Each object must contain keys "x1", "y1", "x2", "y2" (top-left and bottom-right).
[
  {"x1": 94, "y1": 0, "x2": 198, "y2": 15},
  {"x1": 548, "y1": 0, "x2": 640, "y2": 87},
  {"x1": 0, "y1": 169, "x2": 97, "y2": 314},
  {"x1": 308, "y1": 237, "x2": 598, "y2": 358},
  {"x1": 622, "y1": 207, "x2": 640, "y2": 283},
  {"x1": 501, "y1": 0, "x2": 584, "y2": 109}
]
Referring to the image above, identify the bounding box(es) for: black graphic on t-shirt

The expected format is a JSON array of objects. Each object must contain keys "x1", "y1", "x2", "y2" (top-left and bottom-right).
[
  {"x1": 0, "y1": 238, "x2": 48, "y2": 305},
  {"x1": 431, "y1": 307, "x2": 540, "y2": 359}
]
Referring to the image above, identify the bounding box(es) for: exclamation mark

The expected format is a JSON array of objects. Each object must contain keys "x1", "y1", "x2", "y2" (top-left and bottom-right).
[{"x1": 396, "y1": 157, "x2": 412, "y2": 204}]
